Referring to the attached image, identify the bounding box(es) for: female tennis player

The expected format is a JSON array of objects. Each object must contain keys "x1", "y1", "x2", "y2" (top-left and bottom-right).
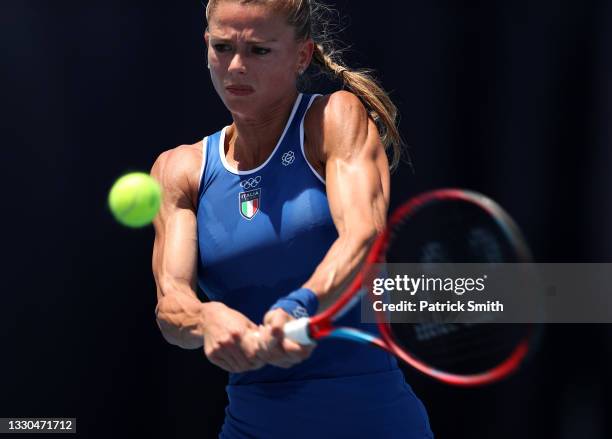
[{"x1": 151, "y1": 1, "x2": 433, "y2": 437}]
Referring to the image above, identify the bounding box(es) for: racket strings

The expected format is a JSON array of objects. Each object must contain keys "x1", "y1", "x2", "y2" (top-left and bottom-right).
[
  {"x1": 408, "y1": 333, "x2": 524, "y2": 368},
  {"x1": 407, "y1": 326, "x2": 510, "y2": 352},
  {"x1": 426, "y1": 340, "x2": 524, "y2": 370},
  {"x1": 378, "y1": 195, "x2": 533, "y2": 378},
  {"x1": 392, "y1": 324, "x2": 528, "y2": 371},
  {"x1": 386, "y1": 202, "x2": 518, "y2": 264}
]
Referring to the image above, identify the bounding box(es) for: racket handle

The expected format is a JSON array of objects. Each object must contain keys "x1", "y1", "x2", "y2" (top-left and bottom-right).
[{"x1": 283, "y1": 318, "x2": 314, "y2": 345}]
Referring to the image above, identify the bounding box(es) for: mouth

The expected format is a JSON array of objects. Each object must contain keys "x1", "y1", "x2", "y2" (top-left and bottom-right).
[{"x1": 226, "y1": 85, "x2": 254, "y2": 96}]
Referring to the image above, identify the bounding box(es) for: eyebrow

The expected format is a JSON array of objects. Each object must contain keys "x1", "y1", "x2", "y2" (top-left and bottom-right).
[{"x1": 208, "y1": 35, "x2": 278, "y2": 44}]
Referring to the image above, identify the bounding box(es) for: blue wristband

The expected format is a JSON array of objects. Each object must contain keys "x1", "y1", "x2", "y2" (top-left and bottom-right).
[{"x1": 270, "y1": 288, "x2": 319, "y2": 318}]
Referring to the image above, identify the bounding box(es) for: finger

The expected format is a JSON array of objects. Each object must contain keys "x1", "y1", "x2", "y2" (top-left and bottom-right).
[
  {"x1": 282, "y1": 339, "x2": 315, "y2": 361},
  {"x1": 211, "y1": 358, "x2": 234, "y2": 373},
  {"x1": 259, "y1": 328, "x2": 287, "y2": 361},
  {"x1": 216, "y1": 329, "x2": 262, "y2": 372},
  {"x1": 256, "y1": 326, "x2": 296, "y2": 368},
  {"x1": 242, "y1": 331, "x2": 266, "y2": 369},
  {"x1": 211, "y1": 337, "x2": 247, "y2": 372},
  {"x1": 264, "y1": 308, "x2": 289, "y2": 330},
  {"x1": 252, "y1": 326, "x2": 271, "y2": 363},
  {"x1": 269, "y1": 341, "x2": 306, "y2": 367},
  {"x1": 269, "y1": 351, "x2": 302, "y2": 369},
  {"x1": 225, "y1": 343, "x2": 257, "y2": 372},
  {"x1": 235, "y1": 330, "x2": 270, "y2": 371},
  {"x1": 271, "y1": 360, "x2": 297, "y2": 369},
  {"x1": 219, "y1": 350, "x2": 243, "y2": 372},
  {"x1": 263, "y1": 309, "x2": 278, "y2": 326},
  {"x1": 263, "y1": 342, "x2": 297, "y2": 368},
  {"x1": 271, "y1": 333, "x2": 306, "y2": 361},
  {"x1": 206, "y1": 348, "x2": 239, "y2": 373},
  {"x1": 269, "y1": 311, "x2": 291, "y2": 339}
]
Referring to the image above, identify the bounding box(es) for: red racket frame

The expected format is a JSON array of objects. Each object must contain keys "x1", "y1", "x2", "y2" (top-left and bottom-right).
[{"x1": 306, "y1": 188, "x2": 533, "y2": 387}]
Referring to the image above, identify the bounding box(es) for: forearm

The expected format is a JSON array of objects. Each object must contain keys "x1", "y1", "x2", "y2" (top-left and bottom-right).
[
  {"x1": 155, "y1": 289, "x2": 209, "y2": 350},
  {"x1": 302, "y1": 230, "x2": 376, "y2": 311}
]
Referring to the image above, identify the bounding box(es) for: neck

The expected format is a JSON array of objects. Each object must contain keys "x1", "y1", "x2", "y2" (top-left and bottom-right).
[{"x1": 225, "y1": 91, "x2": 299, "y2": 170}]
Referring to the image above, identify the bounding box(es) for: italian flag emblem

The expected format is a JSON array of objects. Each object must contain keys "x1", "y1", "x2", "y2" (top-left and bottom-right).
[{"x1": 239, "y1": 188, "x2": 261, "y2": 220}]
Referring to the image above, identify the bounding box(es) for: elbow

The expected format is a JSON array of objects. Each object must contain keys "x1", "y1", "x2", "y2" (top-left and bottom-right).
[
  {"x1": 154, "y1": 295, "x2": 204, "y2": 350},
  {"x1": 154, "y1": 296, "x2": 184, "y2": 348},
  {"x1": 154, "y1": 302, "x2": 179, "y2": 347},
  {"x1": 156, "y1": 316, "x2": 197, "y2": 350}
]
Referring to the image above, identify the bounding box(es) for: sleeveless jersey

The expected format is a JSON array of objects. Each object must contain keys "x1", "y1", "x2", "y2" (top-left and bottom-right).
[
  {"x1": 196, "y1": 92, "x2": 396, "y2": 385},
  {"x1": 196, "y1": 92, "x2": 433, "y2": 438}
]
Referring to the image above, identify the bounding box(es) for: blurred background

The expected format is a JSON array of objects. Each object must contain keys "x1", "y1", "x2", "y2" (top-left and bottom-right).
[{"x1": 1, "y1": 0, "x2": 611, "y2": 437}]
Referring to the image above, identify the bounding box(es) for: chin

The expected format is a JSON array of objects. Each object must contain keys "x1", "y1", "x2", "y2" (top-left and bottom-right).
[
  {"x1": 223, "y1": 96, "x2": 261, "y2": 117},
  {"x1": 221, "y1": 88, "x2": 292, "y2": 117}
]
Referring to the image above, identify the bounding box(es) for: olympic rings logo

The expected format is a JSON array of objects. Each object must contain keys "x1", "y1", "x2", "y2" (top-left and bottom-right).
[{"x1": 239, "y1": 176, "x2": 262, "y2": 189}]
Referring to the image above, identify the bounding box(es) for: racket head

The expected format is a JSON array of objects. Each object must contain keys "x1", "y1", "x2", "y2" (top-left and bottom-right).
[{"x1": 371, "y1": 188, "x2": 536, "y2": 386}]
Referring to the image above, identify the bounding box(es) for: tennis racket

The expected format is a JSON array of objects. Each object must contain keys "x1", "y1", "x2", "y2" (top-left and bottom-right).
[{"x1": 284, "y1": 188, "x2": 537, "y2": 387}]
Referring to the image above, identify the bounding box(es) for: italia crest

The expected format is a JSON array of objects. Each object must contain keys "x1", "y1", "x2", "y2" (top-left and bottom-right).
[{"x1": 239, "y1": 188, "x2": 261, "y2": 220}]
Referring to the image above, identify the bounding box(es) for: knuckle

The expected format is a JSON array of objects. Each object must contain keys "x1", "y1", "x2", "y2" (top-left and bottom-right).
[
  {"x1": 208, "y1": 350, "x2": 222, "y2": 362},
  {"x1": 245, "y1": 352, "x2": 259, "y2": 363},
  {"x1": 205, "y1": 344, "x2": 218, "y2": 357},
  {"x1": 228, "y1": 329, "x2": 241, "y2": 339},
  {"x1": 299, "y1": 348, "x2": 312, "y2": 359},
  {"x1": 218, "y1": 336, "x2": 235, "y2": 347},
  {"x1": 271, "y1": 347, "x2": 285, "y2": 359},
  {"x1": 211, "y1": 359, "x2": 228, "y2": 370},
  {"x1": 254, "y1": 351, "x2": 269, "y2": 363},
  {"x1": 250, "y1": 360, "x2": 264, "y2": 370}
]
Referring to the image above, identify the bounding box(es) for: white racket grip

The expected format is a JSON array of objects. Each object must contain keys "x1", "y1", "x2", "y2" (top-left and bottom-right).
[{"x1": 283, "y1": 318, "x2": 315, "y2": 345}]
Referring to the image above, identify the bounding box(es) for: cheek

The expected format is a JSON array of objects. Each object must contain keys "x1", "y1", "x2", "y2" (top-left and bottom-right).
[
  {"x1": 208, "y1": 68, "x2": 226, "y2": 99},
  {"x1": 260, "y1": 67, "x2": 290, "y2": 85},
  {"x1": 257, "y1": 56, "x2": 296, "y2": 86}
]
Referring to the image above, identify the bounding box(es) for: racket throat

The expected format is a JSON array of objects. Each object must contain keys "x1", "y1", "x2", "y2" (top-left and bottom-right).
[{"x1": 310, "y1": 319, "x2": 334, "y2": 340}]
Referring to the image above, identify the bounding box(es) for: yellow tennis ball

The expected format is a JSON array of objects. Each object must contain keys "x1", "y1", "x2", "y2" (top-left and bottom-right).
[{"x1": 108, "y1": 172, "x2": 161, "y2": 228}]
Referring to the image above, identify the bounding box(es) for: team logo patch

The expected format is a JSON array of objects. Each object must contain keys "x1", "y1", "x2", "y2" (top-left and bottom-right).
[
  {"x1": 239, "y1": 188, "x2": 261, "y2": 220},
  {"x1": 281, "y1": 150, "x2": 295, "y2": 166}
]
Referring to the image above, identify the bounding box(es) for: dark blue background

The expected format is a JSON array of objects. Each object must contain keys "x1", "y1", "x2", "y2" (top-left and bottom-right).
[{"x1": 2, "y1": 1, "x2": 611, "y2": 437}]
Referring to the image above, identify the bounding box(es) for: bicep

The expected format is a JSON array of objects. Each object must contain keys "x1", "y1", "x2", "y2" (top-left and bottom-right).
[
  {"x1": 151, "y1": 149, "x2": 199, "y2": 302},
  {"x1": 323, "y1": 92, "x2": 390, "y2": 238}
]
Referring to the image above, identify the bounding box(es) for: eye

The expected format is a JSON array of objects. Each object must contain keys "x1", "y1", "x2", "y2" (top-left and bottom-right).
[
  {"x1": 213, "y1": 44, "x2": 232, "y2": 53},
  {"x1": 252, "y1": 47, "x2": 271, "y2": 55}
]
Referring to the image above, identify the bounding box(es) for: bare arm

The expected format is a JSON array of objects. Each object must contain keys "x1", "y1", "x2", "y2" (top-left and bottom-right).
[
  {"x1": 151, "y1": 145, "x2": 206, "y2": 349},
  {"x1": 260, "y1": 91, "x2": 390, "y2": 364},
  {"x1": 151, "y1": 145, "x2": 265, "y2": 372},
  {"x1": 302, "y1": 90, "x2": 390, "y2": 310}
]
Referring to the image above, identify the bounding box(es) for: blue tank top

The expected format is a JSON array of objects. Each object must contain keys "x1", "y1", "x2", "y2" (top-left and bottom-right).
[{"x1": 196, "y1": 92, "x2": 398, "y2": 385}]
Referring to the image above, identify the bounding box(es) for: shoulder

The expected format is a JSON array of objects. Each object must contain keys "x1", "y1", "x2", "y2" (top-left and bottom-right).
[
  {"x1": 305, "y1": 90, "x2": 377, "y2": 161},
  {"x1": 305, "y1": 90, "x2": 368, "y2": 129},
  {"x1": 150, "y1": 141, "x2": 204, "y2": 208}
]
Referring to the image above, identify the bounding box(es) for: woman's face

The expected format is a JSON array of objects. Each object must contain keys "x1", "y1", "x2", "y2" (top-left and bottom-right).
[{"x1": 205, "y1": 2, "x2": 313, "y2": 117}]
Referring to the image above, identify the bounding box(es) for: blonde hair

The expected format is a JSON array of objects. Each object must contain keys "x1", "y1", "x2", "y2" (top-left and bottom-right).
[{"x1": 206, "y1": 0, "x2": 406, "y2": 171}]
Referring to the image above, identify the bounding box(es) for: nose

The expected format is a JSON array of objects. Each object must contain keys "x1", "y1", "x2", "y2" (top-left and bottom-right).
[{"x1": 228, "y1": 53, "x2": 247, "y2": 74}]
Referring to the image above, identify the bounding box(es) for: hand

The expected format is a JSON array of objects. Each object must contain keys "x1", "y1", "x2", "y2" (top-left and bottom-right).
[
  {"x1": 201, "y1": 302, "x2": 266, "y2": 373},
  {"x1": 257, "y1": 308, "x2": 315, "y2": 368}
]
